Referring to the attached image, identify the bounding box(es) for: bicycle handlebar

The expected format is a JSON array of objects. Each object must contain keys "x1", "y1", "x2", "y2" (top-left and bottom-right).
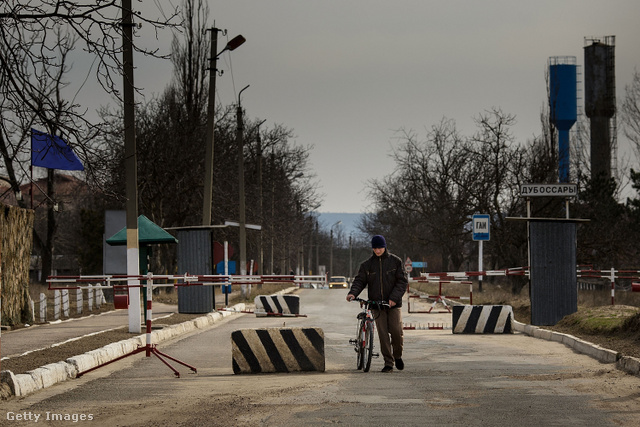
[{"x1": 352, "y1": 297, "x2": 390, "y2": 308}]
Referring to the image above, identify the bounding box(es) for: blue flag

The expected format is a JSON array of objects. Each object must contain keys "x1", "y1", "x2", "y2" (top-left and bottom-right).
[{"x1": 31, "y1": 129, "x2": 84, "y2": 171}]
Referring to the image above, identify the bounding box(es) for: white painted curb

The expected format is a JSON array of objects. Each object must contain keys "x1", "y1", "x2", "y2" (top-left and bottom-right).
[
  {"x1": 1, "y1": 303, "x2": 246, "y2": 398},
  {"x1": 513, "y1": 320, "x2": 640, "y2": 375}
]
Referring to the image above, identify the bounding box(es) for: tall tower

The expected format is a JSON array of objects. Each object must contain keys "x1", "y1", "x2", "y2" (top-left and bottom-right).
[
  {"x1": 584, "y1": 36, "x2": 616, "y2": 181},
  {"x1": 549, "y1": 56, "x2": 577, "y2": 183}
]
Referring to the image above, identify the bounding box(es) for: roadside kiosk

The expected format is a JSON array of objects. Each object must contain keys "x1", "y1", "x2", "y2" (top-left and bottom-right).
[{"x1": 106, "y1": 215, "x2": 178, "y2": 319}]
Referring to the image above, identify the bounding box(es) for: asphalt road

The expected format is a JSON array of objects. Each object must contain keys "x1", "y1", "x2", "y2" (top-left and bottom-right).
[{"x1": 2, "y1": 289, "x2": 639, "y2": 426}]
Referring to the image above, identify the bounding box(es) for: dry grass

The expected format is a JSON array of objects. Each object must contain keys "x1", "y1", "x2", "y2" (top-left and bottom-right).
[{"x1": 408, "y1": 277, "x2": 640, "y2": 323}]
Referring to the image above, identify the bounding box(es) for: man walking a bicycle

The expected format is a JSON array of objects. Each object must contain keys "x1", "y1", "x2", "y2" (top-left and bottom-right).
[{"x1": 346, "y1": 235, "x2": 408, "y2": 372}]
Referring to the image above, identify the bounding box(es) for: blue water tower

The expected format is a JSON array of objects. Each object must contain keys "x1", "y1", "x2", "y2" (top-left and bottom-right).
[{"x1": 549, "y1": 56, "x2": 577, "y2": 183}]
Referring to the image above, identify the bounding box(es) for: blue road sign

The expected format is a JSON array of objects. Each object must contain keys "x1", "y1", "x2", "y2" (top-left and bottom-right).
[{"x1": 472, "y1": 214, "x2": 490, "y2": 241}]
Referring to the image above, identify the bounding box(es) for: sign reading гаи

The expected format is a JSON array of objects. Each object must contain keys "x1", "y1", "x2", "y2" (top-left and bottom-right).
[{"x1": 472, "y1": 214, "x2": 490, "y2": 241}]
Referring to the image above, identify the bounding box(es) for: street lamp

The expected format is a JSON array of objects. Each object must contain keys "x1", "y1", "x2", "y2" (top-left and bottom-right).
[
  {"x1": 329, "y1": 220, "x2": 342, "y2": 277},
  {"x1": 237, "y1": 85, "x2": 249, "y2": 279},
  {"x1": 315, "y1": 218, "x2": 319, "y2": 275},
  {"x1": 256, "y1": 119, "x2": 266, "y2": 275},
  {"x1": 202, "y1": 30, "x2": 246, "y2": 226},
  {"x1": 349, "y1": 234, "x2": 353, "y2": 280}
]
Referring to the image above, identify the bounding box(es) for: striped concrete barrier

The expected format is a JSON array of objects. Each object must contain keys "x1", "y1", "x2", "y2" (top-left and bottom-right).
[
  {"x1": 452, "y1": 305, "x2": 514, "y2": 334},
  {"x1": 231, "y1": 327, "x2": 325, "y2": 374},
  {"x1": 254, "y1": 294, "x2": 300, "y2": 316}
]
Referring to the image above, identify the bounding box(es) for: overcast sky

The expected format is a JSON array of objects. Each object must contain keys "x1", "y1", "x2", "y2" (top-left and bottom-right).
[{"x1": 73, "y1": 1, "x2": 640, "y2": 214}]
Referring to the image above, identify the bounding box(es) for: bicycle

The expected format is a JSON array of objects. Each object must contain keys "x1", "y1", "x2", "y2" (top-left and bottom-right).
[{"x1": 348, "y1": 297, "x2": 389, "y2": 372}]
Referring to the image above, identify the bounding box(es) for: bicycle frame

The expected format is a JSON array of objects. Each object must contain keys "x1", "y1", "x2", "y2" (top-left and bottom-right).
[{"x1": 349, "y1": 298, "x2": 388, "y2": 372}]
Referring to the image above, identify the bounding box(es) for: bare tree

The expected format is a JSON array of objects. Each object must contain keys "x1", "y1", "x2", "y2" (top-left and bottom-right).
[
  {"x1": 363, "y1": 110, "x2": 539, "y2": 287},
  {"x1": 620, "y1": 70, "x2": 640, "y2": 159},
  {"x1": 0, "y1": 1, "x2": 180, "y2": 279},
  {"x1": 0, "y1": 1, "x2": 180, "y2": 191},
  {"x1": 366, "y1": 119, "x2": 476, "y2": 271},
  {"x1": 0, "y1": 1, "x2": 180, "y2": 98},
  {"x1": 0, "y1": 26, "x2": 91, "y2": 280},
  {"x1": 468, "y1": 109, "x2": 529, "y2": 272},
  {"x1": 170, "y1": 0, "x2": 209, "y2": 125}
]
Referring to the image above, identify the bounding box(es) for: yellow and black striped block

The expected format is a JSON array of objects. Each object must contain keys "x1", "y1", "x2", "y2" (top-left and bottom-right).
[
  {"x1": 452, "y1": 305, "x2": 514, "y2": 334},
  {"x1": 231, "y1": 327, "x2": 325, "y2": 374},
  {"x1": 254, "y1": 294, "x2": 300, "y2": 316}
]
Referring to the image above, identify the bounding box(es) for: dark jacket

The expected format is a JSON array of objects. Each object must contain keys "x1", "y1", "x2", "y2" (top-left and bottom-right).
[{"x1": 348, "y1": 249, "x2": 408, "y2": 307}]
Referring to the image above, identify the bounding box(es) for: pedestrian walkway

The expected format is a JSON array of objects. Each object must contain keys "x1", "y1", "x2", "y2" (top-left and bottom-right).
[{"x1": 1, "y1": 303, "x2": 178, "y2": 359}]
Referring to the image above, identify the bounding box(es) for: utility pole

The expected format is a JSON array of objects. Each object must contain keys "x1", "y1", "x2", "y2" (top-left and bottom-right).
[
  {"x1": 256, "y1": 119, "x2": 266, "y2": 275},
  {"x1": 308, "y1": 227, "x2": 313, "y2": 275},
  {"x1": 202, "y1": 29, "x2": 245, "y2": 225},
  {"x1": 238, "y1": 85, "x2": 249, "y2": 278},
  {"x1": 349, "y1": 234, "x2": 353, "y2": 279},
  {"x1": 202, "y1": 27, "x2": 220, "y2": 226},
  {"x1": 315, "y1": 218, "x2": 319, "y2": 274},
  {"x1": 122, "y1": 0, "x2": 140, "y2": 333},
  {"x1": 329, "y1": 221, "x2": 342, "y2": 277},
  {"x1": 270, "y1": 149, "x2": 275, "y2": 274}
]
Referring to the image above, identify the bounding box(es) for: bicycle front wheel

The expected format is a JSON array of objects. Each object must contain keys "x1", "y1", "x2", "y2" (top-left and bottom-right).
[
  {"x1": 363, "y1": 320, "x2": 374, "y2": 372},
  {"x1": 356, "y1": 320, "x2": 365, "y2": 370}
]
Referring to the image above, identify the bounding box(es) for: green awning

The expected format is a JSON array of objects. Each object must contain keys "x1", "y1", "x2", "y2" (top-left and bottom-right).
[{"x1": 106, "y1": 215, "x2": 178, "y2": 246}]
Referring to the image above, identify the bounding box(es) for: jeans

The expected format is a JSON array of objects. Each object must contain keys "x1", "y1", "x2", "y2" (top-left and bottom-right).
[{"x1": 373, "y1": 307, "x2": 403, "y2": 367}]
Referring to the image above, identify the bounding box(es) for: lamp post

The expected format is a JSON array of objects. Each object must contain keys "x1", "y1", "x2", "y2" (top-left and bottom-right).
[
  {"x1": 329, "y1": 220, "x2": 342, "y2": 277},
  {"x1": 202, "y1": 30, "x2": 246, "y2": 226},
  {"x1": 237, "y1": 85, "x2": 249, "y2": 277},
  {"x1": 315, "y1": 218, "x2": 319, "y2": 274},
  {"x1": 256, "y1": 119, "x2": 266, "y2": 275},
  {"x1": 237, "y1": 84, "x2": 250, "y2": 298},
  {"x1": 270, "y1": 148, "x2": 275, "y2": 274},
  {"x1": 349, "y1": 234, "x2": 353, "y2": 280}
]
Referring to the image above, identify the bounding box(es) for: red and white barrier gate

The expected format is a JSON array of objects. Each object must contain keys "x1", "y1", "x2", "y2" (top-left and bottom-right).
[
  {"x1": 407, "y1": 279, "x2": 471, "y2": 313},
  {"x1": 576, "y1": 267, "x2": 640, "y2": 305},
  {"x1": 406, "y1": 267, "x2": 529, "y2": 314}
]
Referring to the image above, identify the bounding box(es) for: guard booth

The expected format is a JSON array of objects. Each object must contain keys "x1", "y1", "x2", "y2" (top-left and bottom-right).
[
  {"x1": 509, "y1": 183, "x2": 589, "y2": 326},
  {"x1": 174, "y1": 228, "x2": 216, "y2": 314},
  {"x1": 106, "y1": 215, "x2": 178, "y2": 317},
  {"x1": 528, "y1": 219, "x2": 581, "y2": 325}
]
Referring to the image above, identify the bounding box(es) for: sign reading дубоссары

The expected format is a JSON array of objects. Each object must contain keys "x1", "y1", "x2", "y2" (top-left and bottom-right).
[{"x1": 520, "y1": 183, "x2": 577, "y2": 197}]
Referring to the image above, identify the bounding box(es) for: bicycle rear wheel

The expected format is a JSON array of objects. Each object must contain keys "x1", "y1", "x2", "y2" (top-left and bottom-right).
[
  {"x1": 363, "y1": 321, "x2": 374, "y2": 372},
  {"x1": 356, "y1": 320, "x2": 365, "y2": 370}
]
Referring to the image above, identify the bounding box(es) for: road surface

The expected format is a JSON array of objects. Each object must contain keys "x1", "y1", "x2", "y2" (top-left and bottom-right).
[{"x1": 3, "y1": 289, "x2": 639, "y2": 426}]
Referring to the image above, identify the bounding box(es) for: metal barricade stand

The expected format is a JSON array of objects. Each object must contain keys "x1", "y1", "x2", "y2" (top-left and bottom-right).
[{"x1": 48, "y1": 273, "x2": 198, "y2": 378}]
